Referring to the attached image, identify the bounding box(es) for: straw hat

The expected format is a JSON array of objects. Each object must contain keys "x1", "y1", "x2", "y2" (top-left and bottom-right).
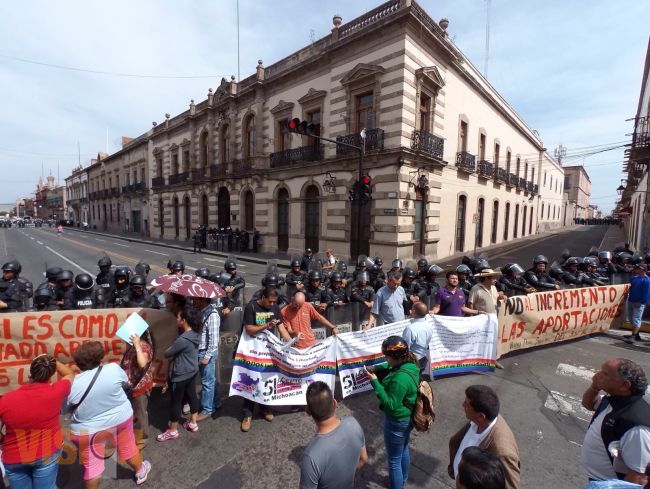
[{"x1": 474, "y1": 268, "x2": 502, "y2": 277}]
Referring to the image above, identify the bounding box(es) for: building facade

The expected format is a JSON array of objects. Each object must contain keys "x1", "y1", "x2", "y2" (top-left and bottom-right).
[
  {"x1": 33, "y1": 175, "x2": 65, "y2": 220},
  {"x1": 65, "y1": 165, "x2": 89, "y2": 224},
  {"x1": 563, "y1": 165, "x2": 591, "y2": 220},
  {"x1": 66, "y1": 0, "x2": 581, "y2": 261}
]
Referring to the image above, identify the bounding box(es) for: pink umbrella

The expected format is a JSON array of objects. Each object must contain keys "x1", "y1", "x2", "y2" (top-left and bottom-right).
[{"x1": 149, "y1": 274, "x2": 226, "y2": 299}]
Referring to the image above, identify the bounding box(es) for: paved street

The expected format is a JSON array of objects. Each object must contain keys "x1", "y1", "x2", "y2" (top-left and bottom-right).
[{"x1": 1, "y1": 224, "x2": 647, "y2": 489}]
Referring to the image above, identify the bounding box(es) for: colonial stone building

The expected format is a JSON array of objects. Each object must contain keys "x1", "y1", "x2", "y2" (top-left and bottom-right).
[
  {"x1": 65, "y1": 164, "x2": 89, "y2": 224},
  {"x1": 75, "y1": 0, "x2": 575, "y2": 261}
]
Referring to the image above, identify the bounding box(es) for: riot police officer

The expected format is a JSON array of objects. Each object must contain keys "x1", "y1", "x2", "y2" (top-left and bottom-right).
[
  {"x1": 252, "y1": 273, "x2": 289, "y2": 308},
  {"x1": 37, "y1": 267, "x2": 63, "y2": 297},
  {"x1": 65, "y1": 273, "x2": 103, "y2": 310},
  {"x1": 305, "y1": 270, "x2": 329, "y2": 314},
  {"x1": 2, "y1": 260, "x2": 33, "y2": 309},
  {"x1": 420, "y1": 264, "x2": 443, "y2": 302},
  {"x1": 96, "y1": 255, "x2": 115, "y2": 294},
  {"x1": 524, "y1": 255, "x2": 561, "y2": 291},
  {"x1": 126, "y1": 275, "x2": 158, "y2": 308},
  {"x1": 285, "y1": 258, "x2": 307, "y2": 297},
  {"x1": 390, "y1": 259, "x2": 403, "y2": 273},
  {"x1": 456, "y1": 264, "x2": 473, "y2": 300},
  {"x1": 369, "y1": 256, "x2": 386, "y2": 292},
  {"x1": 195, "y1": 267, "x2": 210, "y2": 279},
  {"x1": 350, "y1": 271, "x2": 375, "y2": 309},
  {"x1": 336, "y1": 261, "x2": 354, "y2": 288},
  {"x1": 559, "y1": 257, "x2": 582, "y2": 286},
  {"x1": 300, "y1": 248, "x2": 314, "y2": 272},
  {"x1": 171, "y1": 260, "x2": 185, "y2": 277},
  {"x1": 416, "y1": 257, "x2": 429, "y2": 282},
  {"x1": 110, "y1": 266, "x2": 132, "y2": 308},
  {"x1": 0, "y1": 262, "x2": 28, "y2": 312},
  {"x1": 31, "y1": 287, "x2": 58, "y2": 311},
  {"x1": 327, "y1": 271, "x2": 348, "y2": 307},
  {"x1": 223, "y1": 259, "x2": 245, "y2": 306},
  {"x1": 580, "y1": 257, "x2": 607, "y2": 286},
  {"x1": 498, "y1": 263, "x2": 535, "y2": 297},
  {"x1": 135, "y1": 261, "x2": 151, "y2": 281},
  {"x1": 597, "y1": 251, "x2": 617, "y2": 278},
  {"x1": 54, "y1": 270, "x2": 74, "y2": 307},
  {"x1": 401, "y1": 267, "x2": 426, "y2": 316}
]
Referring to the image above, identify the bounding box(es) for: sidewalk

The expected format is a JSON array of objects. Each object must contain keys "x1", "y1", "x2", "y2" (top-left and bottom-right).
[
  {"x1": 598, "y1": 224, "x2": 627, "y2": 252},
  {"x1": 62, "y1": 227, "x2": 292, "y2": 268}
]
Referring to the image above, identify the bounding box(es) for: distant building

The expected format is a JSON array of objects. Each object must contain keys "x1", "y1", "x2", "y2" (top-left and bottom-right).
[
  {"x1": 538, "y1": 152, "x2": 565, "y2": 231},
  {"x1": 562, "y1": 165, "x2": 591, "y2": 220},
  {"x1": 33, "y1": 175, "x2": 65, "y2": 221},
  {"x1": 65, "y1": 164, "x2": 89, "y2": 224}
]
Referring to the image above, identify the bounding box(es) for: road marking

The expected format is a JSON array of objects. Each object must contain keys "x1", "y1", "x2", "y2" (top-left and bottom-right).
[
  {"x1": 112, "y1": 243, "x2": 130, "y2": 248},
  {"x1": 145, "y1": 249, "x2": 168, "y2": 256},
  {"x1": 203, "y1": 257, "x2": 224, "y2": 262},
  {"x1": 95, "y1": 238, "x2": 106, "y2": 242},
  {"x1": 78, "y1": 235, "x2": 89, "y2": 239},
  {"x1": 37, "y1": 241, "x2": 43, "y2": 245},
  {"x1": 543, "y1": 391, "x2": 592, "y2": 421},
  {"x1": 30, "y1": 237, "x2": 35, "y2": 240},
  {"x1": 45, "y1": 246, "x2": 93, "y2": 274},
  {"x1": 185, "y1": 265, "x2": 197, "y2": 271},
  {"x1": 555, "y1": 363, "x2": 595, "y2": 383}
]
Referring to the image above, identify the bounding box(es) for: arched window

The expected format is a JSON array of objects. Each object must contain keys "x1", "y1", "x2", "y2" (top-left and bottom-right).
[
  {"x1": 491, "y1": 201, "x2": 499, "y2": 244},
  {"x1": 245, "y1": 115, "x2": 256, "y2": 158},
  {"x1": 220, "y1": 125, "x2": 230, "y2": 165},
  {"x1": 455, "y1": 195, "x2": 467, "y2": 252},
  {"x1": 476, "y1": 198, "x2": 485, "y2": 248},
  {"x1": 200, "y1": 131, "x2": 209, "y2": 168},
  {"x1": 243, "y1": 190, "x2": 254, "y2": 231},
  {"x1": 529, "y1": 206, "x2": 534, "y2": 235},
  {"x1": 513, "y1": 204, "x2": 519, "y2": 238},
  {"x1": 503, "y1": 202, "x2": 510, "y2": 241},
  {"x1": 201, "y1": 194, "x2": 209, "y2": 226},
  {"x1": 522, "y1": 206, "x2": 527, "y2": 237},
  {"x1": 304, "y1": 186, "x2": 320, "y2": 253}
]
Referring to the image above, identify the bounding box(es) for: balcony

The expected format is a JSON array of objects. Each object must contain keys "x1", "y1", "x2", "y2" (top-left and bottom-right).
[
  {"x1": 455, "y1": 151, "x2": 476, "y2": 173},
  {"x1": 507, "y1": 173, "x2": 518, "y2": 187},
  {"x1": 410, "y1": 129, "x2": 444, "y2": 160},
  {"x1": 191, "y1": 167, "x2": 209, "y2": 182},
  {"x1": 336, "y1": 128, "x2": 384, "y2": 157},
  {"x1": 532, "y1": 184, "x2": 539, "y2": 194},
  {"x1": 110, "y1": 188, "x2": 120, "y2": 198},
  {"x1": 526, "y1": 181, "x2": 534, "y2": 193},
  {"x1": 152, "y1": 176, "x2": 165, "y2": 189},
  {"x1": 121, "y1": 182, "x2": 147, "y2": 195},
  {"x1": 231, "y1": 158, "x2": 254, "y2": 175},
  {"x1": 270, "y1": 144, "x2": 324, "y2": 168},
  {"x1": 100, "y1": 189, "x2": 109, "y2": 199},
  {"x1": 517, "y1": 177, "x2": 526, "y2": 189},
  {"x1": 496, "y1": 167, "x2": 508, "y2": 183},
  {"x1": 209, "y1": 164, "x2": 227, "y2": 179},
  {"x1": 168, "y1": 172, "x2": 190, "y2": 185},
  {"x1": 477, "y1": 160, "x2": 493, "y2": 179}
]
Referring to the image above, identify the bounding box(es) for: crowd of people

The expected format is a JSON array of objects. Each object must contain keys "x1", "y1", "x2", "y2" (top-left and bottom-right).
[{"x1": 0, "y1": 242, "x2": 648, "y2": 488}]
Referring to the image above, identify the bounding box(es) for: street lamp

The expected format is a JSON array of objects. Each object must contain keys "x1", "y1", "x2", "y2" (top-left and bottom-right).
[{"x1": 617, "y1": 185, "x2": 625, "y2": 196}]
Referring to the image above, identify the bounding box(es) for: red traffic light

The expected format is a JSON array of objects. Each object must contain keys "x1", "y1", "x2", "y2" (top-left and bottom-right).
[{"x1": 361, "y1": 175, "x2": 371, "y2": 185}]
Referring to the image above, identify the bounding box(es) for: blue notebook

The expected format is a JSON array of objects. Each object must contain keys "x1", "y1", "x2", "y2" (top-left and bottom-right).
[{"x1": 116, "y1": 312, "x2": 150, "y2": 344}]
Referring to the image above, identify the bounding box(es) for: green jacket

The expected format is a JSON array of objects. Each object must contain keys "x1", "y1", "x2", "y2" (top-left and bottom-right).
[{"x1": 370, "y1": 361, "x2": 419, "y2": 420}]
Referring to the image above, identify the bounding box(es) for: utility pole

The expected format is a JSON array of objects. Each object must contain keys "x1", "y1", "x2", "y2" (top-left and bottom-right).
[{"x1": 554, "y1": 144, "x2": 567, "y2": 164}]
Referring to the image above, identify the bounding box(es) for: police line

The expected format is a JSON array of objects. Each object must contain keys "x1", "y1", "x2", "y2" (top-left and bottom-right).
[{"x1": 0, "y1": 284, "x2": 628, "y2": 397}]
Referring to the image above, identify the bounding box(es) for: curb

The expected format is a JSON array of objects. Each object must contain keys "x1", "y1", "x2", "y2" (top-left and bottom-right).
[{"x1": 61, "y1": 227, "x2": 288, "y2": 268}]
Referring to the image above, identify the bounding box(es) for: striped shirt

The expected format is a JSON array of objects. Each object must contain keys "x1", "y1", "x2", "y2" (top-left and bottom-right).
[{"x1": 199, "y1": 303, "x2": 221, "y2": 360}]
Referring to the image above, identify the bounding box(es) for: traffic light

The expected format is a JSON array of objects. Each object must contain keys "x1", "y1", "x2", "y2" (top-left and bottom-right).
[
  {"x1": 286, "y1": 118, "x2": 317, "y2": 136},
  {"x1": 359, "y1": 174, "x2": 372, "y2": 202},
  {"x1": 348, "y1": 181, "x2": 359, "y2": 201}
]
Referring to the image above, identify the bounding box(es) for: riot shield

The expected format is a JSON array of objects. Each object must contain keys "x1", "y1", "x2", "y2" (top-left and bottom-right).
[
  {"x1": 218, "y1": 329, "x2": 240, "y2": 387},
  {"x1": 610, "y1": 272, "x2": 632, "y2": 285},
  {"x1": 325, "y1": 302, "x2": 354, "y2": 336},
  {"x1": 221, "y1": 306, "x2": 244, "y2": 332}
]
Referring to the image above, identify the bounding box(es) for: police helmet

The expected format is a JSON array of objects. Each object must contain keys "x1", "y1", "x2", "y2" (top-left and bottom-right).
[
  {"x1": 583, "y1": 257, "x2": 598, "y2": 268},
  {"x1": 427, "y1": 264, "x2": 444, "y2": 276},
  {"x1": 291, "y1": 259, "x2": 301, "y2": 268},
  {"x1": 2, "y1": 261, "x2": 21, "y2": 274},
  {"x1": 224, "y1": 260, "x2": 237, "y2": 272},
  {"x1": 462, "y1": 256, "x2": 473, "y2": 267},
  {"x1": 337, "y1": 261, "x2": 348, "y2": 272},
  {"x1": 308, "y1": 270, "x2": 322, "y2": 281},
  {"x1": 533, "y1": 255, "x2": 548, "y2": 266},
  {"x1": 357, "y1": 271, "x2": 369, "y2": 283},
  {"x1": 631, "y1": 254, "x2": 644, "y2": 266},
  {"x1": 456, "y1": 264, "x2": 471, "y2": 275},
  {"x1": 195, "y1": 267, "x2": 210, "y2": 279},
  {"x1": 74, "y1": 273, "x2": 95, "y2": 291},
  {"x1": 56, "y1": 270, "x2": 74, "y2": 281},
  {"x1": 98, "y1": 256, "x2": 112, "y2": 268},
  {"x1": 565, "y1": 257, "x2": 580, "y2": 267},
  {"x1": 171, "y1": 261, "x2": 185, "y2": 272},
  {"x1": 560, "y1": 249, "x2": 571, "y2": 261},
  {"x1": 304, "y1": 248, "x2": 313, "y2": 255},
  {"x1": 34, "y1": 287, "x2": 54, "y2": 306},
  {"x1": 588, "y1": 246, "x2": 599, "y2": 257},
  {"x1": 416, "y1": 257, "x2": 429, "y2": 270},
  {"x1": 166, "y1": 259, "x2": 174, "y2": 271},
  {"x1": 502, "y1": 263, "x2": 525, "y2": 275},
  {"x1": 329, "y1": 271, "x2": 343, "y2": 283},
  {"x1": 130, "y1": 275, "x2": 147, "y2": 287},
  {"x1": 381, "y1": 336, "x2": 409, "y2": 359},
  {"x1": 262, "y1": 274, "x2": 280, "y2": 287},
  {"x1": 474, "y1": 258, "x2": 490, "y2": 273},
  {"x1": 114, "y1": 266, "x2": 131, "y2": 279},
  {"x1": 391, "y1": 259, "x2": 403, "y2": 270},
  {"x1": 598, "y1": 251, "x2": 612, "y2": 261},
  {"x1": 374, "y1": 257, "x2": 383, "y2": 267},
  {"x1": 403, "y1": 267, "x2": 417, "y2": 280},
  {"x1": 45, "y1": 267, "x2": 63, "y2": 281},
  {"x1": 135, "y1": 262, "x2": 151, "y2": 276}
]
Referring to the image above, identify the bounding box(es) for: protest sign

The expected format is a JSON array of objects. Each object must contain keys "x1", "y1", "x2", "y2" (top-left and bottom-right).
[
  {"x1": 229, "y1": 330, "x2": 337, "y2": 405},
  {"x1": 0, "y1": 308, "x2": 176, "y2": 395},
  {"x1": 429, "y1": 313, "x2": 497, "y2": 376},
  {"x1": 497, "y1": 284, "x2": 628, "y2": 357}
]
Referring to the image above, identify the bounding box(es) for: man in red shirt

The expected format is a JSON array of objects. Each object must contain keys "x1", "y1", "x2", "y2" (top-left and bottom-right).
[{"x1": 280, "y1": 292, "x2": 338, "y2": 349}]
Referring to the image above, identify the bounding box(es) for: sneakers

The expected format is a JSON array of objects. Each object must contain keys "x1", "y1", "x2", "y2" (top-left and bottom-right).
[
  {"x1": 135, "y1": 460, "x2": 151, "y2": 485},
  {"x1": 183, "y1": 420, "x2": 199, "y2": 432},
  {"x1": 260, "y1": 409, "x2": 274, "y2": 422},
  {"x1": 156, "y1": 430, "x2": 179, "y2": 442},
  {"x1": 182, "y1": 403, "x2": 190, "y2": 415},
  {"x1": 624, "y1": 334, "x2": 642, "y2": 344},
  {"x1": 241, "y1": 417, "x2": 252, "y2": 432}
]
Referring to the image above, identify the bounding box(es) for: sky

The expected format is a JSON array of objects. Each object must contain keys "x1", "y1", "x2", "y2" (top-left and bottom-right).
[{"x1": 0, "y1": 0, "x2": 648, "y2": 213}]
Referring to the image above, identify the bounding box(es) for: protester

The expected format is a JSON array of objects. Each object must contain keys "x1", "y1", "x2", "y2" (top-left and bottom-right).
[
  {"x1": 366, "y1": 336, "x2": 419, "y2": 489},
  {"x1": 366, "y1": 270, "x2": 407, "y2": 329},
  {"x1": 158, "y1": 306, "x2": 201, "y2": 441},
  {"x1": 456, "y1": 446, "x2": 506, "y2": 489},
  {"x1": 120, "y1": 331, "x2": 154, "y2": 450},
  {"x1": 299, "y1": 381, "x2": 367, "y2": 489},
  {"x1": 432, "y1": 271, "x2": 479, "y2": 316},
  {"x1": 240, "y1": 287, "x2": 283, "y2": 432},
  {"x1": 402, "y1": 301, "x2": 433, "y2": 377},
  {"x1": 580, "y1": 358, "x2": 649, "y2": 485},
  {"x1": 280, "y1": 291, "x2": 338, "y2": 348},
  {"x1": 322, "y1": 249, "x2": 337, "y2": 272},
  {"x1": 0, "y1": 355, "x2": 74, "y2": 489},
  {"x1": 448, "y1": 385, "x2": 520, "y2": 489},
  {"x1": 624, "y1": 264, "x2": 650, "y2": 344},
  {"x1": 467, "y1": 269, "x2": 506, "y2": 315},
  {"x1": 194, "y1": 296, "x2": 223, "y2": 422},
  {"x1": 67, "y1": 341, "x2": 151, "y2": 487}
]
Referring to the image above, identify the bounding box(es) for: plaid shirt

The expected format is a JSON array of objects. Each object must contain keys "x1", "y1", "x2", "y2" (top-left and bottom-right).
[{"x1": 198, "y1": 303, "x2": 221, "y2": 360}]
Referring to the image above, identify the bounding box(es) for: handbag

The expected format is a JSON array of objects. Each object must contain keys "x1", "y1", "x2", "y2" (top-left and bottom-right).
[
  {"x1": 122, "y1": 346, "x2": 152, "y2": 400},
  {"x1": 69, "y1": 365, "x2": 103, "y2": 414}
]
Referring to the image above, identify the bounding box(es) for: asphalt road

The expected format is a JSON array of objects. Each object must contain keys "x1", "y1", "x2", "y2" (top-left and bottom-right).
[{"x1": 1, "y1": 224, "x2": 645, "y2": 489}]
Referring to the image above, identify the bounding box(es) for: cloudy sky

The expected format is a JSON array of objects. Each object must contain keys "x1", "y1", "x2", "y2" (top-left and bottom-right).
[{"x1": 0, "y1": 0, "x2": 648, "y2": 212}]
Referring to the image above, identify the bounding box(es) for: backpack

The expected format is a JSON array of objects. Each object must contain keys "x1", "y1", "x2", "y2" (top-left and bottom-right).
[{"x1": 401, "y1": 368, "x2": 436, "y2": 432}]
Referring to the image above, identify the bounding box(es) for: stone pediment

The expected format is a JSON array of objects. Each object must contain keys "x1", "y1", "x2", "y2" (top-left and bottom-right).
[
  {"x1": 180, "y1": 138, "x2": 190, "y2": 147},
  {"x1": 298, "y1": 88, "x2": 327, "y2": 105},
  {"x1": 169, "y1": 143, "x2": 179, "y2": 151},
  {"x1": 416, "y1": 66, "x2": 445, "y2": 89},
  {"x1": 270, "y1": 100, "x2": 295, "y2": 115},
  {"x1": 152, "y1": 147, "x2": 163, "y2": 156},
  {"x1": 340, "y1": 63, "x2": 385, "y2": 86}
]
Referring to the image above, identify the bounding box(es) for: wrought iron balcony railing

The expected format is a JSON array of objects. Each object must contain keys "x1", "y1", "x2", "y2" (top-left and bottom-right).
[
  {"x1": 152, "y1": 176, "x2": 165, "y2": 189},
  {"x1": 507, "y1": 173, "x2": 518, "y2": 187},
  {"x1": 533, "y1": 184, "x2": 539, "y2": 194},
  {"x1": 455, "y1": 151, "x2": 476, "y2": 172},
  {"x1": 336, "y1": 128, "x2": 384, "y2": 157},
  {"x1": 231, "y1": 158, "x2": 254, "y2": 175},
  {"x1": 270, "y1": 144, "x2": 324, "y2": 168},
  {"x1": 410, "y1": 129, "x2": 444, "y2": 160},
  {"x1": 526, "y1": 181, "x2": 534, "y2": 192},
  {"x1": 477, "y1": 160, "x2": 493, "y2": 179},
  {"x1": 517, "y1": 177, "x2": 526, "y2": 189},
  {"x1": 168, "y1": 172, "x2": 190, "y2": 185},
  {"x1": 209, "y1": 164, "x2": 227, "y2": 179},
  {"x1": 496, "y1": 167, "x2": 508, "y2": 183}
]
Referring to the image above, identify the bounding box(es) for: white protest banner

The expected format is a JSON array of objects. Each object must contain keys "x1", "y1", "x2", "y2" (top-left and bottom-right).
[
  {"x1": 229, "y1": 330, "x2": 337, "y2": 405},
  {"x1": 335, "y1": 321, "x2": 409, "y2": 398},
  {"x1": 428, "y1": 313, "x2": 497, "y2": 377}
]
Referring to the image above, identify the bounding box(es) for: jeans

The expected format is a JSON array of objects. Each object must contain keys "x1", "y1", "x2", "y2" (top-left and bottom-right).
[
  {"x1": 199, "y1": 353, "x2": 221, "y2": 414},
  {"x1": 627, "y1": 301, "x2": 646, "y2": 329},
  {"x1": 383, "y1": 416, "x2": 413, "y2": 489},
  {"x1": 4, "y1": 450, "x2": 61, "y2": 489}
]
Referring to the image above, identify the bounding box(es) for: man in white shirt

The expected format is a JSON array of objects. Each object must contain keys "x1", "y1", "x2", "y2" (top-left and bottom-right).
[
  {"x1": 402, "y1": 302, "x2": 433, "y2": 378},
  {"x1": 580, "y1": 358, "x2": 650, "y2": 486}
]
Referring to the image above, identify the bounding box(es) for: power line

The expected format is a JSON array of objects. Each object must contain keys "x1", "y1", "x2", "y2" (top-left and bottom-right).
[{"x1": 0, "y1": 53, "x2": 218, "y2": 79}]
